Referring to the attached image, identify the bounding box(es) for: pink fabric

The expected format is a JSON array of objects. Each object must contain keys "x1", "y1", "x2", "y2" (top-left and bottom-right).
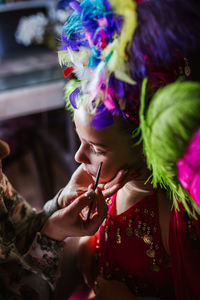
[
  {"x1": 177, "y1": 128, "x2": 200, "y2": 211},
  {"x1": 68, "y1": 285, "x2": 90, "y2": 300},
  {"x1": 135, "y1": 0, "x2": 145, "y2": 3}
]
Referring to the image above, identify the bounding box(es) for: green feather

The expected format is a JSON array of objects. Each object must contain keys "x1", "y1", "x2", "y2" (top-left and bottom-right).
[{"x1": 140, "y1": 79, "x2": 200, "y2": 217}]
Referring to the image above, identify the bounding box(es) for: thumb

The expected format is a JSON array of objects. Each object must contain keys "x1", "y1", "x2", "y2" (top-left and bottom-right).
[
  {"x1": 63, "y1": 192, "x2": 92, "y2": 214},
  {"x1": 104, "y1": 169, "x2": 128, "y2": 189}
]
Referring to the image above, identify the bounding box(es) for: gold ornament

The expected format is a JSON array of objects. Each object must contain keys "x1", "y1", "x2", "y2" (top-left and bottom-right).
[
  {"x1": 105, "y1": 225, "x2": 109, "y2": 241},
  {"x1": 146, "y1": 248, "x2": 155, "y2": 258},
  {"x1": 151, "y1": 259, "x2": 160, "y2": 272},
  {"x1": 116, "y1": 227, "x2": 122, "y2": 244},
  {"x1": 126, "y1": 220, "x2": 133, "y2": 237},
  {"x1": 143, "y1": 234, "x2": 153, "y2": 244}
]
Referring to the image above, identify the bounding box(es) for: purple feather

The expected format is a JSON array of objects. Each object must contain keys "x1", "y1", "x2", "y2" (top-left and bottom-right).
[
  {"x1": 129, "y1": 0, "x2": 200, "y2": 82},
  {"x1": 114, "y1": 79, "x2": 124, "y2": 98},
  {"x1": 69, "y1": 1, "x2": 82, "y2": 12},
  {"x1": 69, "y1": 88, "x2": 80, "y2": 108},
  {"x1": 91, "y1": 104, "x2": 114, "y2": 129}
]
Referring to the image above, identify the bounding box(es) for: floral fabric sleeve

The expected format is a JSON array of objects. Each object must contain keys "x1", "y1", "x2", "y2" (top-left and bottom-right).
[
  {"x1": 0, "y1": 172, "x2": 65, "y2": 294},
  {"x1": 0, "y1": 173, "x2": 62, "y2": 255},
  {"x1": 24, "y1": 232, "x2": 64, "y2": 286},
  {"x1": 0, "y1": 174, "x2": 44, "y2": 253}
]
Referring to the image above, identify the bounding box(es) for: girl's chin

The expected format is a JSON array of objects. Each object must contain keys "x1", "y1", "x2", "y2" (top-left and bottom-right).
[{"x1": 98, "y1": 175, "x2": 116, "y2": 185}]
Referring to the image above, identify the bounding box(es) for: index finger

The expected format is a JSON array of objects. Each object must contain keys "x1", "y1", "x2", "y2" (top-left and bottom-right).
[
  {"x1": 102, "y1": 183, "x2": 121, "y2": 198},
  {"x1": 104, "y1": 169, "x2": 127, "y2": 189},
  {"x1": 67, "y1": 191, "x2": 96, "y2": 214},
  {"x1": 95, "y1": 188, "x2": 108, "y2": 218},
  {"x1": 85, "y1": 188, "x2": 108, "y2": 233}
]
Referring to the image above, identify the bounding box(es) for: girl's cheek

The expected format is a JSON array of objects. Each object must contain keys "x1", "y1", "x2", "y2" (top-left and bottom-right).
[{"x1": 100, "y1": 165, "x2": 119, "y2": 183}]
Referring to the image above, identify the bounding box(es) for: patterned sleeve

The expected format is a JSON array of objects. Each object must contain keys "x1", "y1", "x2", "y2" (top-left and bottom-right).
[
  {"x1": 0, "y1": 173, "x2": 65, "y2": 286},
  {"x1": 24, "y1": 232, "x2": 64, "y2": 286},
  {"x1": 1, "y1": 174, "x2": 61, "y2": 254}
]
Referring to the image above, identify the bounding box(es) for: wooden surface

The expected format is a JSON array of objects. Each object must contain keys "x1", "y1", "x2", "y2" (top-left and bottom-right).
[
  {"x1": 0, "y1": 51, "x2": 65, "y2": 120},
  {"x1": 0, "y1": 80, "x2": 65, "y2": 120}
]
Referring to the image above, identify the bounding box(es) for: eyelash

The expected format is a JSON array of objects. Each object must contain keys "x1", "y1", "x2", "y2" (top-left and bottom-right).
[{"x1": 90, "y1": 146, "x2": 105, "y2": 156}]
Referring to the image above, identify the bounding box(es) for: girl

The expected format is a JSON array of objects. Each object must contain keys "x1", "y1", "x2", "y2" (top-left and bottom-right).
[
  {"x1": 56, "y1": 82, "x2": 200, "y2": 300},
  {"x1": 73, "y1": 102, "x2": 173, "y2": 299},
  {"x1": 56, "y1": 0, "x2": 200, "y2": 299}
]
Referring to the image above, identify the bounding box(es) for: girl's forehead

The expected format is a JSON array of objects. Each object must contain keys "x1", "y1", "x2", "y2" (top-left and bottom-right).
[{"x1": 74, "y1": 107, "x2": 131, "y2": 148}]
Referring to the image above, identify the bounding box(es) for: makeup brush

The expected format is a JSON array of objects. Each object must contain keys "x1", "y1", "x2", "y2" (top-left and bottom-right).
[{"x1": 86, "y1": 162, "x2": 103, "y2": 222}]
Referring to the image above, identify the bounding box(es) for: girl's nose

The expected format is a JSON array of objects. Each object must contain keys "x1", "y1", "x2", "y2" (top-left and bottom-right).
[{"x1": 74, "y1": 144, "x2": 90, "y2": 164}]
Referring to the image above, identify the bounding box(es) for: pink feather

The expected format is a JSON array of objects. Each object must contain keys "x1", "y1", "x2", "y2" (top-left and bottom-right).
[
  {"x1": 177, "y1": 128, "x2": 200, "y2": 211},
  {"x1": 102, "y1": 87, "x2": 116, "y2": 110}
]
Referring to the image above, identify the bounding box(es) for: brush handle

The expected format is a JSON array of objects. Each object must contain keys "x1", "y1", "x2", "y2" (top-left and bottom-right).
[{"x1": 86, "y1": 162, "x2": 103, "y2": 222}]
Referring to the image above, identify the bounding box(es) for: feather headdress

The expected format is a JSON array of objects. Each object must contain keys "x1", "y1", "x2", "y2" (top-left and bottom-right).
[
  {"x1": 140, "y1": 79, "x2": 200, "y2": 217},
  {"x1": 58, "y1": 0, "x2": 200, "y2": 128},
  {"x1": 58, "y1": 0, "x2": 139, "y2": 128}
]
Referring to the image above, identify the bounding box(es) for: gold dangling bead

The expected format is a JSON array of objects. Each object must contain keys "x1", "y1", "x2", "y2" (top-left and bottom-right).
[
  {"x1": 116, "y1": 227, "x2": 122, "y2": 244},
  {"x1": 134, "y1": 220, "x2": 142, "y2": 238},
  {"x1": 96, "y1": 239, "x2": 100, "y2": 249},
  {"x1": 150, "y1": 259, "x2": 160, "y2": 272},
  {"x1": 105, "y1": 225, "x2": 109, "y2": 241},
  {"x1": 126, "y1": 220, "x2": 133, "y2": 237},
  {"x1": 134, "y1": 228, "x2": 141, "y2": 238},
  {"x1": 143, "y1": 234, "x2": 153, "y2": 245},
  {"x1": 146, "y1": 247, "x2": 155, "y2": 258}
]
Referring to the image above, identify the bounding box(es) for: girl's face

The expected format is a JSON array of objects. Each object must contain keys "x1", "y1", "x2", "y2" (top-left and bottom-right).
[{"x1": 74, "y1": 106, "x2": 144, "y2": 183}]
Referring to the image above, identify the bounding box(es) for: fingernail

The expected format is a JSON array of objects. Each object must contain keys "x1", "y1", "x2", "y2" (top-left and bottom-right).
[
  {"x1": 104, "y1": 183, "x2": 109, "y2": 189},
  {"x1": 76, "y1": 191, "x2": 83, "y2": 197},
  {"x1": 88, "y1": 183, "x2": 94, "y2": 189},
  {"x1": 76, "y1": 189, "x2": 84, "y2": 196}
]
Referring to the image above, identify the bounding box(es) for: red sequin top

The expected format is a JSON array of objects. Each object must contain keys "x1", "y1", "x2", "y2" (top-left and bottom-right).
[{"x1": 95, "y1": 192, "x2": 175, "y2": 299}]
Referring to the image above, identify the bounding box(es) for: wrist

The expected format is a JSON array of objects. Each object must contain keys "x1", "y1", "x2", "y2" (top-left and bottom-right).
[
  {"x1": 43, "y1": 188, "x2": 63, "y2": 216},
  {"x1": 41, "y1": 220, "x2": 63, "y2": 241}
]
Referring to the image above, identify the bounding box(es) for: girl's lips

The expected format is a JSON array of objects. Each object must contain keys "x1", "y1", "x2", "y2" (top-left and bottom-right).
[
  {"x1": 88, "y1": 171, "x2": 95, "y2": 178},
  {"x1": 83, "y1": 165, "x2": 95, "y2": 177}
]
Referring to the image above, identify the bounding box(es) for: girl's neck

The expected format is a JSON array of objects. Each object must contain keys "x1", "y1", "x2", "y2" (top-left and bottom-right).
[{"x1": 116, "y1": 171, "x2": 154, "y2": 215}]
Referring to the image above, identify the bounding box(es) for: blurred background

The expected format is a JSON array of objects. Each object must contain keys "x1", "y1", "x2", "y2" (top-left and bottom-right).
[{"x1": 0, "y1": 0, "x2": 79, "y2": 210}]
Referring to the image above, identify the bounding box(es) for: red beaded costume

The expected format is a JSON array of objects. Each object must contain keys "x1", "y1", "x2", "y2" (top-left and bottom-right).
[{"x1": 95, "y1": 192, "x2": 175, "y2": 299}]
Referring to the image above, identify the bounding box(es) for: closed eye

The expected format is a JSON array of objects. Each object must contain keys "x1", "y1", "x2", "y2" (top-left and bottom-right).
[{"x1": 90, "y1": 145, "x2": 106, "y2": 156}]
